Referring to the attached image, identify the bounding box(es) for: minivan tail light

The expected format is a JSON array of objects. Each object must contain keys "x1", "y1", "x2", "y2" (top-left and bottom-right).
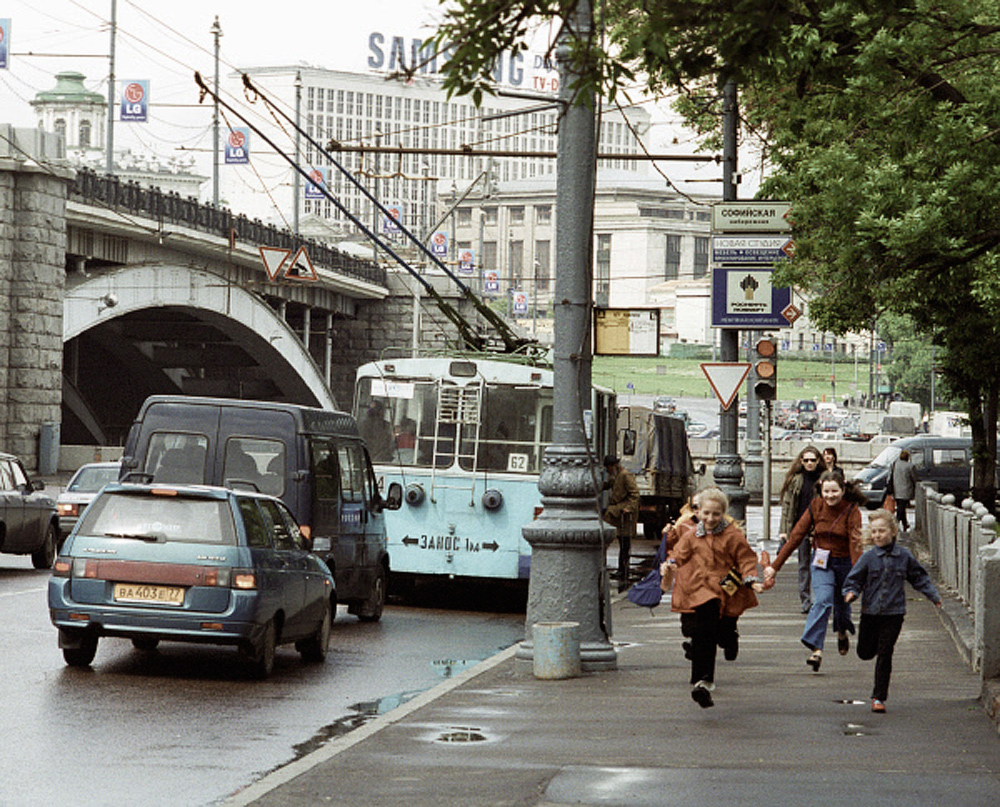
[
  {"x1": 299, "y1": 524, "x2": 311, "y2": 540},
  {"x1": 233, "y1": 570, "x2": 257, "y2": 590},
  {"x1": 57, "y1": 503, "x2": 79, "y2": 517}
]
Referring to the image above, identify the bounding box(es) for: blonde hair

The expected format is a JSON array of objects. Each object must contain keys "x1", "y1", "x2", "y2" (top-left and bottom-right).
[
  {"x1": 696, "y1": 486, "x2": 729, "y2": 514},
  {"x1": 866, "y1": 509, "x2": 899, "y2": 545}
]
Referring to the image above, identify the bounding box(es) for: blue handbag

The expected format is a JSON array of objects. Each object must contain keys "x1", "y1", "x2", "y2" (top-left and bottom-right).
[{"x1": 626, "y1": 534, "x2": 669, "y2": 608}]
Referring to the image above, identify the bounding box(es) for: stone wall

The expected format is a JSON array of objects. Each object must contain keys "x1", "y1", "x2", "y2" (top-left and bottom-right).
[{"x1": 0, "y1": 128, "x2": 72, "y2": 470}]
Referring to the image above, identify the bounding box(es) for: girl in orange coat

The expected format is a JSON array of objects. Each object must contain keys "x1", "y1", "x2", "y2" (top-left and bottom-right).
[{"x1": 664, "y1": 486, "x2": 763, "y2": 708}]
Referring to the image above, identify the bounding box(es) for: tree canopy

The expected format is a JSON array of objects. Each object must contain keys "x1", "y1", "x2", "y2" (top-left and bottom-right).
[{"x1": 433, "y1": 0, "x2": 1000, "y2": 505}]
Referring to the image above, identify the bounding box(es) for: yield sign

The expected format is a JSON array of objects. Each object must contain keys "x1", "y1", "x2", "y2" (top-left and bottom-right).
[
  {"x1": 259, "y1": 246, "x2": 290, "y2": 281},
  {"x1": 701, "y1": 362, "x2": 751, "y2": 410}
]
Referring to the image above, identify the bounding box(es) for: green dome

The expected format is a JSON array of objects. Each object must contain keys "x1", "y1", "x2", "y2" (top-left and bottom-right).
[{"x1": 32, "y1": 72, "x2": 105, "y2": 106}]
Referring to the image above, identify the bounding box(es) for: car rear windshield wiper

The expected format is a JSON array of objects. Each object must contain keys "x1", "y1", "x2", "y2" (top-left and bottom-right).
[{"x1": 104, "y1": 532, "x2": 164, "y2": 542}]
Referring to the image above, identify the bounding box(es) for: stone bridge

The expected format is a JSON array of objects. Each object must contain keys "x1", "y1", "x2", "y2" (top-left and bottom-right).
[{"x1": 0, "y1": 126, "x2": 474, "y2": 469}]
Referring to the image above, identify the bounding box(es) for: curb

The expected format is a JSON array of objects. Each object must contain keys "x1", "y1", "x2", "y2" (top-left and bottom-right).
[{"x1": 221, "y1": 643, "x2": 520, "y2": 805}]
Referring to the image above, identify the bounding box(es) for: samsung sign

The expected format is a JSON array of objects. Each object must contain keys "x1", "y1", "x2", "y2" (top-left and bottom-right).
[{"x1": 367, "y1": 32, "x2": 559, "y2": 92}]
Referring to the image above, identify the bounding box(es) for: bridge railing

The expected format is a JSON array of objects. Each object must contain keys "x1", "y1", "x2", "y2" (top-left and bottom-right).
[{"x1": 71, "y1": 168, "x2": 387, "y2": 288}]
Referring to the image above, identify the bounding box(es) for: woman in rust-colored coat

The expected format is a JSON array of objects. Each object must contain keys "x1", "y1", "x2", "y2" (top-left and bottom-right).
[{"x1": 665, "y1": 487, "x2": 762, "y2": 708}]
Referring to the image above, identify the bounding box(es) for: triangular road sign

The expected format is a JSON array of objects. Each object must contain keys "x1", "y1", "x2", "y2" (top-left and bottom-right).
[
  {"x1": 259, "y1": 246, "x2": 291, "y2": 281},
  {"x1": 285, "y1": 246, "x2": 319, "y2": 282},
  {"x1": 700, "y1": 362, "x2": 751, "y2": 410}
]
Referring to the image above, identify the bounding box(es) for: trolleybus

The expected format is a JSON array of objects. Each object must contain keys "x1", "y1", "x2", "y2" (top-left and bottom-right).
[{"x1": 354, "y1": 354, "x2": 617, "y2": 584}]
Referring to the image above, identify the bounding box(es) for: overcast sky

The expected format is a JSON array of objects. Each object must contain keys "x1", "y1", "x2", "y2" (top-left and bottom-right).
[{"x1": 0, "y1": 1, "x2": 751, "y2": 197}]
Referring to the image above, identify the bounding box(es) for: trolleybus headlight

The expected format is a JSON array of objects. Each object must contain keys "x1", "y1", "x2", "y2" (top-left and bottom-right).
[
  {"x1": 482, "y1": 489, "x2": 503, "y2": 511},
  {"x1": 405, "y1": 483, "x2": 425, "y2": 506}
]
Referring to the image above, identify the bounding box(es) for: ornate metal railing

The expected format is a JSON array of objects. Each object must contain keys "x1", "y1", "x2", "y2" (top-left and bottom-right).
[{"x1": 70, "y1": 168, "x2": 386, "y2": 288}]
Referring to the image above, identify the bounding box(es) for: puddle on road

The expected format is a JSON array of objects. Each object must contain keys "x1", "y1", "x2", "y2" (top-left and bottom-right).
[
  {"x1": 434, "y1": 726, "x2": 488, "y2": 743},
  {"x1": 431, "y1": 657, "x2": 481, "y2": 678},
  {"x1": 835, "y1": 699, "x2": 869, "y2": 705},
  {"x1": 843, "y1": 722, "x2": 876, "y2": 737},
  {"x1": 291, "y1": 690, "x2": 423, "y2": 758}
]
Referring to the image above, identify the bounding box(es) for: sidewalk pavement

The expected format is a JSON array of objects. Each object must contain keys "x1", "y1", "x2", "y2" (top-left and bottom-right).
[{"x1": 227, "y1": 532, "x2": 1000, "y2": 807}]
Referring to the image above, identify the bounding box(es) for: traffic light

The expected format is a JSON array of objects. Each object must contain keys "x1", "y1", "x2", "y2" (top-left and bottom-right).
[{"x1": 753, "y1": 336, "x2": 778, "y2": 400}]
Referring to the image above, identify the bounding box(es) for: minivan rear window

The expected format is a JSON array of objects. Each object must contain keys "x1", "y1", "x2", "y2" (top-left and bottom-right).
[{"x1": 78, "y1": 493, "x2": 237, "y2": 545}]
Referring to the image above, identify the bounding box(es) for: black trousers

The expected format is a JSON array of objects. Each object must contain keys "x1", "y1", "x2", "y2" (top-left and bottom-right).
[
  {"x1": 895, "y1": 497, "x2": 911, "y2": 531},
  {"x1": 680, "y1": 599, "x2": 735, "y2": 685},
  {"x1": 857, "y1": 613, "x2": 905, "y2": 701}
]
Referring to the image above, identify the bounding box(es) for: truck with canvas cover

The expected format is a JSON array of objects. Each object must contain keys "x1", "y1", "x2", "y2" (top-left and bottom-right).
[{"x1": 616, "y1": 406, "x2": 702, "y2": 540}]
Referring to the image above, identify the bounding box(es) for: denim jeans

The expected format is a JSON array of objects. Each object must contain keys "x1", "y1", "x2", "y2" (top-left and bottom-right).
[{"x1": 801, "y1": 555, "x2": 855, "y2": 651}]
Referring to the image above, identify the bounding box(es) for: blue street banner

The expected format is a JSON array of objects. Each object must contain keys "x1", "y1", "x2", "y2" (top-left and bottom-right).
[
  {"x1": 457, "y1": 248, "x2": 474, "y2": 275},
  {"x1": 383, "y1": 203, "x2": 404, "y2": 234},
  {"x1": 711, "y1": 266, "x2": 794, "y2": 328},
  {"x1": 225, "y1": 127, "x2": 250, "y2": 164},
  {"x1": 429, "y1": 231, "x2": 448, "y2": 258},
  {"x1": 304, "y1": 167, "x2": 329, "y2": 199},
  {"x1": 120, "y1": 80, "x2": 149, "y2": 122},
  {"x1": 0, "y1": 20, "x2": 10, "y2": 69},
  {"x1": 483, "y1": 269, "x2": 499, "y2": 294},
  {"x1": 511, "y1": 289, "x2": 528, "y2": 315}
]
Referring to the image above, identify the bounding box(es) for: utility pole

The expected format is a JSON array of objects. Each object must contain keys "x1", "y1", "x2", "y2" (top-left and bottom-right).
[
  {"x1": 105, "y1": 0, "x2": 117, "y2": 175},
  {"x1": 293, "y1": 71, "x2": 302, "y2": 234},
  {"x1": 211, "y1": 16, "x2": 222, "y2": 207},
  {"x1": 519, "y1": 0, "x2": 617, "y2": 672},
  {"x1": 713, "y1": 79, "x2": 749, "y2": 521}
]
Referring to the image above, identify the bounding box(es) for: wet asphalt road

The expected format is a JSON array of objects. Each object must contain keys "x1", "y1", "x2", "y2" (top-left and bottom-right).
[{"x1": 0, "y1": 557, "x2": 525, "y2": 806}]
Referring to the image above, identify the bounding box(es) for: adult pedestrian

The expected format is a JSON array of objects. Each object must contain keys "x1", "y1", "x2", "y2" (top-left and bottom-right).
[
  {"x1": 843, "y1": 509, "x2": 942, "y2": 712},
  {"x1": 823, "y1": 447, "x2": 839, "y2": 472},
  {"x1": 664, "y1": 486, "x2": 763, "y2": 708},
  {"x1": 764, "y1": 469, "x2": 865, "y2": 672},
  {"x1": 602, "y1": 455, "x2": 640, "y2": 589},
  {"x1": 777, "y1": 446, "x2": 827, "y2": 614},
  {"x1": 890, "y1": 449, "x2": 919, "y2": 533}
]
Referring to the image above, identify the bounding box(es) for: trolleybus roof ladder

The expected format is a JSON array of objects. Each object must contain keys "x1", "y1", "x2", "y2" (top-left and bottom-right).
[{"x1": 429, "y1": 381, "x2": 483, "y2": 503}]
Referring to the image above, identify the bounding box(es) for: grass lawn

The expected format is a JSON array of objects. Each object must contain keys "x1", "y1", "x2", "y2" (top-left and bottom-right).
[{"x1": 592, "y1": 355, "x2": 873, "y2": 404}]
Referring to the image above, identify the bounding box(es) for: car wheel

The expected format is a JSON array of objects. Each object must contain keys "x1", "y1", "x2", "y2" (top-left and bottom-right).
[
  {"x1": 298, "y1": 599, "x2": 332, "y2": 663},
  {"x1": 31, "y1": 522, "x2": 58, "y2": 569},
  {"x1": 63, "y1": 635, "x2": 99, "y2": 667},
  {"x1": 248, "y1": 619, "x2": 276, "y2": 679},
  {"x1": 131, "y1": 638, "x2": 160, "y2": 652},
  {"x1": 357, "y1": 565, "x2": 386, "y2": 623}
]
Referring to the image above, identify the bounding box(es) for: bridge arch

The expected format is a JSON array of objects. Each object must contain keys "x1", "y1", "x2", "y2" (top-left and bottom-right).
[{"x1": 63, "y1": 265, "x2": 337, "y2": 443}]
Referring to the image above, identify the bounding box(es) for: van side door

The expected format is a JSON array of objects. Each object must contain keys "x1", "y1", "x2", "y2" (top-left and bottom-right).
[{"x1": 336, "y1": 441, "x2": 368, "y2": 592}]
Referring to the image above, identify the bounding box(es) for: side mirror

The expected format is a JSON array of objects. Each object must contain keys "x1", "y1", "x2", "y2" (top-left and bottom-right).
[
  {"x1": 32, "y1": 479, "x2": 46, "y2": 492},
  {"x1": 384, "y1": 481, "x2": 403, "y2": 511},
  {"x1": 622, "y1": 429, "x2": 637, "y2": 457},
  {"x1": 696, "y1": 462, "x2": 707, "y2": 476}
]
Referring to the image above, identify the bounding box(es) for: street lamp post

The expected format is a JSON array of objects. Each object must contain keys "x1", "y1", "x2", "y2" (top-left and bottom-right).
[{"x1": 518, "y1": 0, "x2": 616, "y2": 672}]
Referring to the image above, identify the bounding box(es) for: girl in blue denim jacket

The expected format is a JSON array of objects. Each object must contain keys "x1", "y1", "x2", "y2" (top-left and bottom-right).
[{"x1": 843, "y1": 510, "x2": 942, "y2": 713}]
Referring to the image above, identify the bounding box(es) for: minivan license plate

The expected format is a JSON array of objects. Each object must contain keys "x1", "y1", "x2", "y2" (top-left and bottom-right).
[{"x1": 113, "y1": 583, "x2": 185, "y2": 606}]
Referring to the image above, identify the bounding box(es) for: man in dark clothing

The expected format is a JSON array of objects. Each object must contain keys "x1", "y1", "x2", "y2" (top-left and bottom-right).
[{"x1": 602, "y1": 455, "x2": 640, "y2": 589}]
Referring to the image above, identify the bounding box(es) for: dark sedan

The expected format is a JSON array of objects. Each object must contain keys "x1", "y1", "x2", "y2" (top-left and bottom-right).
[
  {"x1": 0, "y1": 452, "x2": 59, "y2": 568},
  {"x1": 49, "y1": 483, "x2": 335, "y2": 677}
]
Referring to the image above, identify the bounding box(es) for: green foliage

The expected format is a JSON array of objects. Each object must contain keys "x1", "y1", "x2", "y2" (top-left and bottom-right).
[{"x1": 433, "y1": 0, "x2": 1000, "y2": 505}]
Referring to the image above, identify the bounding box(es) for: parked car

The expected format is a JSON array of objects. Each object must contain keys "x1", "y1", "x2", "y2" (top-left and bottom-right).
[
  {"x1": 853, "y1": 435, "x2": 972, "y2": 509},
  {"x1": 652, "y1": 396, "x2": 676, "y2": 414},
  {"x1": 48, "y1": 483, "x2": 336, "y2": 677},
  {"x1": 56, "y1": 461, "x2": 121, "y2": 539},
  {"x1": 0, "y1": 452, "x2": 59, "y2": 568}
]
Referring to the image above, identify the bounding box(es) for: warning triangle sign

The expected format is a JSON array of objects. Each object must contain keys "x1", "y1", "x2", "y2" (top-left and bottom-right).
[
  {"x1": 285, "y1": 246, "x2": 319, "y2": 282},
  {"x1": 259, "y1": 246, "x2": 290, "y2": 281},
  {"x1": 700, "y1": 363, "x2": 751, "y2": 410}
]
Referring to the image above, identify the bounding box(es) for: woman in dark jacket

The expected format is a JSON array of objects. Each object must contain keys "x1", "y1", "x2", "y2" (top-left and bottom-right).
[
  {"x1": 890, "y1": 449, "x2": 919, "y2": 532},
  {"x1": 777, "y1": 446, "x2": 827, "y2": 613}
]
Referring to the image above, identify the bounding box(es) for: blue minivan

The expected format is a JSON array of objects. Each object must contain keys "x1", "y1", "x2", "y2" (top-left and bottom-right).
[{"x1": 118, "y1": 396, "x2": 402, "y2": 622}]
